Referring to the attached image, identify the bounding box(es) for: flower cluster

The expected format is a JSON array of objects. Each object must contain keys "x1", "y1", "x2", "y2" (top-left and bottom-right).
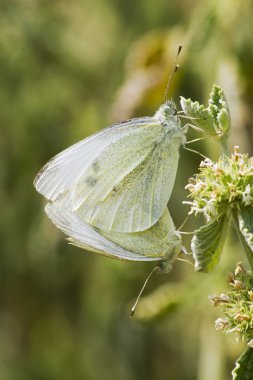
[
  {"x1": 210, "y1": 262, "x2": 253, "y2": 347},
  {"x1": 185, "y1": 147, "x2": 253, "y2": 221}
]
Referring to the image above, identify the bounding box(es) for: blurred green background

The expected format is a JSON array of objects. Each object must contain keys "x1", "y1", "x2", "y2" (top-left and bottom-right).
[{"x1": 1, "y1": 0, "x2": 253, "y2": 379}]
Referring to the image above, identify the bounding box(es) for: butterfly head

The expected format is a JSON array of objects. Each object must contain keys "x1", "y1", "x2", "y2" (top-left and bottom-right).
[{"x1": 155, "y1": 101, "x2": 178, "y2": 124}]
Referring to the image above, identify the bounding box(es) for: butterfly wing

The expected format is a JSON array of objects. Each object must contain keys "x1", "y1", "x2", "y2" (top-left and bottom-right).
[
  {"x1": 100, "y1": 207, "x2": 181, "y2": 261},
  {"x1": 73, "y1": 128, "x2": 183, "y2": 233},
  {"x1": 34, "y1": 117, "x2": 156, "y2": 201},
  {"x1": 45, "y1": 201, "x2": 162, "y2": 262},
  {"x1": 35, "y1": 116, "x2": 184, "y2": 233}
]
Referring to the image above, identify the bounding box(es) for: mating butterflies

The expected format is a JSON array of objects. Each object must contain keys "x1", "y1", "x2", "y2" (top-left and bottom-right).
[
  {"x1": 34, "y1": 100, "x2": 185, "y2": 266},
  {"x1": 35, "y1": 102, "x2": 186, "y2": 230}
]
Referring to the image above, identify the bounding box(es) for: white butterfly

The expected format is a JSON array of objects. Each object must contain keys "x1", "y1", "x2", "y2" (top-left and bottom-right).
[
  {"x1": 34, "y1": 101, "x2": 186, "y2": 234},
  {"x1": 45, "y1": 198, "x2": 181, "y2": 271}
]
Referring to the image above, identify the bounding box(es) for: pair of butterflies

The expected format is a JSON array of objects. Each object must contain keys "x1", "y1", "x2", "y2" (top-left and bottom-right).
[{"x1": 34, "y1": 100, "x2": 187, "y2": 273}]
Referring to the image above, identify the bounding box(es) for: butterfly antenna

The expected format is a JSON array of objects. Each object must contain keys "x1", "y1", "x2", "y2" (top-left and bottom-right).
[
  {"x1": 164, "y1": 45, "x2": 182, "y2": 103},
  {"x1": 176, "y1": 214, "x2": 190, "y2": 232},
  {"x1": 130, "y1": 266, "x2": 158, "y2": 317}
]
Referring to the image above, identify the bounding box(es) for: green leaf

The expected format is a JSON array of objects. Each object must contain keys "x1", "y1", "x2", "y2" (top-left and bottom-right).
[
  {"x1": 180, "y1": 97, "x2": 215, "y2": 134},
  {"x1": 209, "y1": 84, "x2": 230, "y2": 136},
  {"x1": 232, "y1": 347, "x2": 253, "y2": 380},
  {"x1": 235, "y1": 206, "x2": 253, "y2": 269},
  {"x1": 180, "y1": 84, "x2": 230, "y2": 138},
  {"x1": 236, "y1": 206, "x2": 253, "y2": 252},
  {"x1": 191, "y1": 214, "x2": 229, "y2": 272}
]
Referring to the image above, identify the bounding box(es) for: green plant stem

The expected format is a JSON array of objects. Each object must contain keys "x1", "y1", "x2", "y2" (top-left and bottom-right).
[
  {"x1": 220, "y1": 137, "x2": 229, "y2": 156},
  {"x1": 232, "y1": 209, "x2": 253, "y2": 271}
]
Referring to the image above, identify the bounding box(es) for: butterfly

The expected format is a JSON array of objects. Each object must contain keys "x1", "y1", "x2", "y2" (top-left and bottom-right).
[
  {"x1": 34, "y1": 46, "x2": 185, "y2": 272},
  {"x1": 45, "y1": 199, "x2": 181, "y2": 272},
  {"x1": 34, "y1": 100, "x2": 186, "y2": 234}
]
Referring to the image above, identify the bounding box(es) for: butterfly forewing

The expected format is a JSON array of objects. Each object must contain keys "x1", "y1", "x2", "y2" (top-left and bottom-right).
[
  {"x1": 74, "y1": 131, "x2": 181, "y2": 233},
  {"x1": 71, "y1": 121, "x2": 161, "y2": 210},
  {"x1": 34, "y1": 117, "x2": 155, "y2": 202},
  {"x1": 70, "y1": 116, "x2": 184, "y2": 233}
]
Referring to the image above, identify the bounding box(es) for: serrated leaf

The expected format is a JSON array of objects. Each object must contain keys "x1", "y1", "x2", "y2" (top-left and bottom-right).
[
  {"x1": 180, "y1": 97, "x2": 215, "y2": 134},
  {"x1": 236, "y1": 206, "x2": 253, "y2": 253},
  {"x1": 191, "y1": 214, "x2": 229, "y2": 272},
  {"x1": 232, "y1": 347, "x2": 253, "y2": 380},
  {"x1": 180, "y1": 84, "x2": 230, "y2": 138},
  {"x1": 209, "y1": 84, "x2": 230, "y2": 136}
]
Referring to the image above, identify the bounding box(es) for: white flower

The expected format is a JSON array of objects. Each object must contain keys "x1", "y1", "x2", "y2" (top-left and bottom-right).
[
  {"x1": 194, "y1": 181, "x2": 206, "y2": 191},
  {"x1": 183, "y1": 202, "x2": 202, "y2": 216},
  {"x1": 242, "y1": 184, "x2": 253, "y2": 206},
  {"x1": 200, "y1": 158, "x2": 213, "y2": 168},
  {"x1": 215, "y1": 318, "x2": 229, "y2": 330},
  {"x1": 219, "y1": 293, "x2": 230, "y2": 302},
  {"x1": 203, "y1": 198, "x2": 216, "y2": 221}
]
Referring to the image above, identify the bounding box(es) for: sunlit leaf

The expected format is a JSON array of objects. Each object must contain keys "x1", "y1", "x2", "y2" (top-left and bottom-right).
[
  {"x1": 180, "y1": 97, "x2": 215, "y2": 134},
  {"x1": 209, "y1": 84, "x2": 230, "y2": 136},
  {"x1": 191, "y1": 214, "x2": 229, "y2": 272},
  {"x1": 180, "y1": 84, "x2": 230, "y2": 138}
]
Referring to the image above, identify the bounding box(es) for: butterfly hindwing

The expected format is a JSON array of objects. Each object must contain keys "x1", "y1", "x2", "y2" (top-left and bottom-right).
[
  {"x1": 45, "y1": 200, "x2": 181, "y2": 262},
  {"x1": 100, "y1": 207, "x2": 181, "y2": 260},
  {"x1": 45, "y1": 201, "x2": 163, "y2": 262}
]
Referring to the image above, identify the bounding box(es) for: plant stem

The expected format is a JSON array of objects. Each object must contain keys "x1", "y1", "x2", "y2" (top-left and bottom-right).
[{"x1": 220, "y1": 137, "x2": 229, "y2": 156}]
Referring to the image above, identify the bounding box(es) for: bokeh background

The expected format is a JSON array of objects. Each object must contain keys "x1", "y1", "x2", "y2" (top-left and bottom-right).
[{"x1": 1, "y1": 0, "x2": 253, "y2": 379}]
